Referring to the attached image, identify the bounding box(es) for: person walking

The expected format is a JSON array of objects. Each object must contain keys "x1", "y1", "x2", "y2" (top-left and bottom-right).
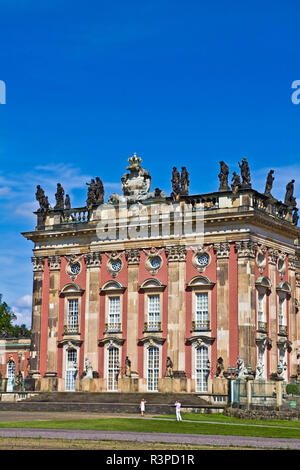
[
  {"x1": 175, "y1": 400, "x2": 182, "y2": 421},
  {"x1": 140, "y1": 398, "x2": 146, "y2": 417}
]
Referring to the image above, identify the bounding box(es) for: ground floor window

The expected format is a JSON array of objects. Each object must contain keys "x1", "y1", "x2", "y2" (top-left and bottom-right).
[
  {"x1": 195, "y1": 345, "x2": 209, "y2": 392},
  {"x1": 147, "y1": 346, "x2": 159, "y2": 392},
  {"x1": 107, "y1": 347, "x2": 119, "y2": 391},
  {"x1": 7, "y1": 360, "x2": 15, "y2": 392},
  {"x1": 65, "y1": 349, "x2": 77, "y2": 392}
]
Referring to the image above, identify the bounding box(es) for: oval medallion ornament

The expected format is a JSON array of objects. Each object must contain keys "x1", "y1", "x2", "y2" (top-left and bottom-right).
[
  {"x1": 197, "y1": 253, "x2": 210, "y2": 267},
  {"x1": 150, "y1": 256, "x2": 162, "y2": 270},
  {"x1": 111, "y1": 259, "x2": 122, "y2": 272},
  {"x1": 70, "y1": 262, "x2": 81, "y2": 275}
]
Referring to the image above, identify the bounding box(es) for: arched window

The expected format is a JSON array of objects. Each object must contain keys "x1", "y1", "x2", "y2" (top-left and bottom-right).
[
  {"x1": 147, "y1": 346, "x2": 159, "y2": 392},
  {"x1": 107, "y1": 346, "x2": 119, "y2": 391},
  {"x1": 6, "y1": 359, "x2": 16, "y2": 392},
  {"x1": 195, "y1": 346, "x2": 209, "y2": 393}
]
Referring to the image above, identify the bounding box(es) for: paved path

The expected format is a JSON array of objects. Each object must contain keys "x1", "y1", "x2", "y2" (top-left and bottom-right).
[{"x1": 0, "y1": 428, "x2": 298, "y2": 449}]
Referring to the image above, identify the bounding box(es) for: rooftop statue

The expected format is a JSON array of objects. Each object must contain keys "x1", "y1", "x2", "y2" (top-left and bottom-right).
[
  {"x1": 86, "y1": 178, "x2": 97, "y2": 209},
  {"x1": 95, "y1": 177, "x2": 104, "y2": 204},
  {"x1": 108, "y1": 154, "x2": 166, "y2": 204},
  {"x1": 218, "y1": 161, "x2": 230, "y2": 191},
  {"x1": 65, "y1": 194, "x2": 71, "y2": 210},
  {"x1": 231, "y1": 171, "x2": 241, "y2": 194},
  {"x1": 35, "y1": 185, "x2": 50, "y2": 212},
  {"x1": 238, "y1": 157, "x2": 251, "y2": 188},
  {"x1": 54, "y1": 183, "x2": 65, "y2": 210},
  {"x1": 180, "y1": 166, "x2": 190, "y2": 196},
  {"x1": 284, "y1": 179, "x2": 297, "y2": 208},
  {"x1": 264, "y1": 169, "x2": 275, "y2": 197},
  {"x1": 171, "y1": 166, "x2": 181, "y2": 201}
]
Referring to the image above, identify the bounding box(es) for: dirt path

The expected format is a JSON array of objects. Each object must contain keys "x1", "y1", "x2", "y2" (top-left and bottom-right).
[{"x1": 0, "y1": 427, "x2": 297, "y2": 449}]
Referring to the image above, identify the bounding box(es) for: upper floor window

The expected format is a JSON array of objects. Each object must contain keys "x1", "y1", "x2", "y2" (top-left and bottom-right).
[
  {"x1": 67, "y1": 299, "x2": 79, "y2": 332},
  {"x1": 195, "y1": 292, "x2": 209, "y2": 331},
  {"x1": 147, "y1": 295, "x2": 161, "y2": 331},
  {"x1": 108, "y1": 296, "x2": 121, "y2": 332}
]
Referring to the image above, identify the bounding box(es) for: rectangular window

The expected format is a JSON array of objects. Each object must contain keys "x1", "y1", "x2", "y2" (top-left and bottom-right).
[
  {"x1": 108, "y1": 297, "x2": 121, "y2": 332},
  {"x1": 147, "y1": 295, "x2": 160, "y2": 331},
  {"x1": 278, "y1": 297, "x2": 285, "y2": 326},
  {"x1": 67, "y1": 299, "x2": 79, "y2": 332},
  {"x1": 257, "y1": 294, "x2": 264, "y2": 322},
  {"x1": 195, "y1": 293, "x2": 209, "y2": 330}
]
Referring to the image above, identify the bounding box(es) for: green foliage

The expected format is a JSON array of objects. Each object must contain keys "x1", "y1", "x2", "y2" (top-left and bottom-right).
[
  {"x1": 286, "y1": 384, "x2": 299, "y2": 396},
  {"x1": 0, "y1": 294, "x2": 31, "y2": 338}
]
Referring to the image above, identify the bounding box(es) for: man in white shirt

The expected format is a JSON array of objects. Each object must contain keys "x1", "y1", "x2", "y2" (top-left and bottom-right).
[{"x1": 175, "y1": 400, "x2": 182, "y2": 421}]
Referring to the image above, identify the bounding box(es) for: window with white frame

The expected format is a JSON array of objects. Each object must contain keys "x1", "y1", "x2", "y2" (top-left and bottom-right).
[
  {"x1": 67, "y1": 299, "x2": 79, "y2": 332},
  {"x1": 257, "y1": 293, "x2": 264, "y2": 322},
  {"x1": 107, "y1": 346, "x2": 119, "y2": 391},
  {"x1": 147, "y1": 295, "x2": 160, "y2": 331},
  {"x1": 147, "y1": 346, "x2": 159, "y2": 391},
  {"x1": 195, "y1": 345, "x2": 209, "y2": 392},
  {"x1": 278, "y1": 296, "x2": 285, "y2": 326},
  {"x1": 194, "y1": 292, "x2": 209, "y2": 331},
  {"x1": 65, "y1": 348, "x2": 77, "y2": 391},
  {"x1": 108, "y1": 296, "x2": 121, "y2": 332}
]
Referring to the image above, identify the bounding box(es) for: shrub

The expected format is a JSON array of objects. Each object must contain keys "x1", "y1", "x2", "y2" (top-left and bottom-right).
[{"x1": 286, "y1": 384, "x2": 299, "y2": 395}]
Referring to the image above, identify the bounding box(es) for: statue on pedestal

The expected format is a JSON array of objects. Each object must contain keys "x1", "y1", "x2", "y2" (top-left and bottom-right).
[
  {"x1": 86, "y1": 179, "x2": 97, "y2": 209},
  {"x1": 215, "y1": 357, "x2": 224, "y2": 377},
  {"x1": 54, "y1": 183, "x2": 65, "y2": 210},
  {"x1": 180, "y1": 167, "x2": 190, "y2": 196},
  {"x1": 171, "y1": 167, "x2": 181, "y2": 202},
  {"x1": 95, "y1": 177, "x2": 104, "y2": 204},
  {"x1": 238, "y1": 157, "x2": 251, "y2": 188},
  {"x1": 284, "y1": 179, "x2": 297, "y2": 207},
  {"x1": 83, "y1": 358, "x2": 93, "y2": 379},
  {"x1": 65, "y1": 194, "x2": 71, "y2": 210},
  {"x1": 35, "y1": 185, "x2": 50, "y2": 212},
  {"x1": 165, "y1": 356, "x2": 173, "y2": 377},
  {"x1": 124, "y1": 356, "x2": 131, "y2": 377},
  {"x1": 231, "y1": 172, "x2": 241, "y2": 194},
  {"x1": 264, "y1": 170, "x2": 275, "y2": 197},
  {"x1": 218, "y1": 161, "x2": 230, "y2": 191}
]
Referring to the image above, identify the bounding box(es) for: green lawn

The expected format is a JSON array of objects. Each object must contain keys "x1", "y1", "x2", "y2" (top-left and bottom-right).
[{"x1": 0, "y1": 416, "x2": 300, "y2": 439}]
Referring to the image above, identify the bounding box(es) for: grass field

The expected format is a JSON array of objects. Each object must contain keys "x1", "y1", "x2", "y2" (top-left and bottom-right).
[{"x1": 0, "y1": 414, "x2": 299, "y2": 439}]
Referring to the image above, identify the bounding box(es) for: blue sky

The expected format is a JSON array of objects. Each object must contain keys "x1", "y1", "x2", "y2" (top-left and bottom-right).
[{"x1": 0, "y1": 0, "x2": 300, "y2": 326}]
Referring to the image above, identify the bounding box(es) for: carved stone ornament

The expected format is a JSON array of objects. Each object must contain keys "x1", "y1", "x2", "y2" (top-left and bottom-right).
[
  {"x1": 48, "y1": 255, "x2": 61, "y2": 270},
  {"x1": 268, "y1": 247, "x2": 279, "y2": 265},
  {"x1": 84, "y1": 252, "x2": 102, "y2": 268},
  {"x1": 125, "y1": 249, "x2": 140, "y2": 265},
  {"x1": 288, "y1": 255, "x2": 296, "y2": 271},
  {"x1": 165, "y1": 245, "x2": 186, "y2": 262},
  {"x1": 296, "y1": 273, "x2": 300, "y2": 288},
  {"x1": 213, "y1": 242, "x2": 230, "y2": 260},
  {"x1": 65, "y1": 254, "x2": 84, "y2": 281},
  {"x1": 277, "y1": 253, "x2": 287, "y2": 280},
  {"x1": 106, "y1": 251, "x2": 123, "y2": 278},
  {"x1": 256, "y1": 245, "x2": 267, "y2": 274},
  {"x1": 235, "y1": 240, "x2": 257, "y2": 258},
  {"x1": 143, "y1": 247, "x2": 163, "y2": 275},
  {"x1": 31, "y1": 256, "x2": 44, "y2": 272},
  {"x1": 192, "y1": 245, "x2": 212, "y2": 272}
]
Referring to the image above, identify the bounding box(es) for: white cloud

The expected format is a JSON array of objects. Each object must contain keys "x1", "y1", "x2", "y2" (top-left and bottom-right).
[{"x1": 15, "y1": 294, "x2": 32, "y2": 309}]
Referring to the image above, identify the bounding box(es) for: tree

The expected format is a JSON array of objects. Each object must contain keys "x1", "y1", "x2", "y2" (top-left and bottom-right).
[{"x1": 0, "y1": 295, "x2": 31, "y2": 338}]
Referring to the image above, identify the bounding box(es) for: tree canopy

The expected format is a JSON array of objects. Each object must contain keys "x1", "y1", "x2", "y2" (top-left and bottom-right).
[{"x1": 0, "y1": 294, "x2": 31, "y2": 338}]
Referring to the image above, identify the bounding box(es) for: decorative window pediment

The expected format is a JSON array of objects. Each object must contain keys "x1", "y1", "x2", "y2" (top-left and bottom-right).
[
  {"x1": 98, "y1": 337, "x2": 125, "y2": 347},
  {"x1": 100, "y1": 280, "x2": 126, "y2": 294},
  {"x1": 255, "y1": 276, "x2": 272, "y2": 292},
  {"x1": 138, "y1": 335, "x2": 165, "y2": 347},
  {"x1": 185, "y1": 334, "x2": 215, "y2": 346},
  {"x1": 186, "y1": 275, "x2": 215, "y2": 290},
  {"x1": 139, "y1": 278, "x2": 166, "y2": 292},
  {"x1": 59, "y1": 283, "x2": 85, "y2": 297},
  {"x1": 276, "y1": 281, "x2": 291, "y2": 295}
]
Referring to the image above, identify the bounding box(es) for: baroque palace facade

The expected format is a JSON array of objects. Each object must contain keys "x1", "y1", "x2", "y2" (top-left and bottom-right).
[{"x1": 22, "y1": 155, "x2": 300, "y2": 395}]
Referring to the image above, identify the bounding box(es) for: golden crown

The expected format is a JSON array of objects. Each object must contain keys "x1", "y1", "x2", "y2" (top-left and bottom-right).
[{"x1": 128, "y1": 153, "x2": 142, "y2": 168}]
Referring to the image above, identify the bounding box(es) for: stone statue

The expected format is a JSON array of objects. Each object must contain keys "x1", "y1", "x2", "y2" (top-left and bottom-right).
[
  {"x1": 165, "y1": 356, "x2": 173, "y2": 377},
  {"x1": 236, "y1": 357, "x2": 248, "y2": 378},
  {"x1": 86, "y1": 179, "x2": 97, "y2": 209},
  {"x1": 65, "y1": 194, "x2": 71, "y2": 210},
  {"x1": 83, "y1": 358, "x2": 93, "y2": 379},
  {"x1": 35, "y1": 185, "x2": 50, "y2": 212},
  {"x1": 108, "y1": 154, "x2": 158, "y2": 204},
  {"x1": 231, "y1": 172, "x2": 241, "y2": 194},
  {"x1": 264, "y1": 170, "x2": 274, "y2": 197},
  {"x1": 124, "y1": 356, "x2": 131, "y2": 377},
  {"x1": 255, "y1": 360, "x2": 264, "y2": 380},
  {"x1": 180, "y1": 167, "x2": 189, "y2": 196},
  {"x1": 284, "y1": 179, "x2": 297, "y2": 207},
  {"x1": 218, "y1": 161, "x2": 230, "y2": 191},
  {"x1": 54, "y1": 183, "x2": 65, "y2": 210},
  {"x1": 238, "y1": 157, "x2": 251, "y2": 188},
  {"x1": 95, "y1": 177, "x2": 104, "y2": 204},
  {"x1": 14, "y1": 371, "x2": 23, "y2": 391},
  {"x1": 293, "y1": 207, "x2": 299, "y2": 225},
  {"x1": 171, "y1": 167, "x2": 181, "y2": 202},
  {"x1": 215, "y1": 357, "x2": 224, "y2": 377}
]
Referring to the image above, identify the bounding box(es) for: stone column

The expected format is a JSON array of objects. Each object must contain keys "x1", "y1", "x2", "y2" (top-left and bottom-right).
[
  {"x1": 214, "y1": 242, "x2": 230, "y2": 369},
  {"x1": 235, "y1": 240, "x2": 257, "y2": 369},
  {"x1": 125, "y1": 249, "x2": 140, "y2": 375},
  {"x1": 30, "y1": 256, "x2": 45, "y2": 377},
  {"x1": 84, "y1": 252, "x2": 102, "y2": 372},
  {"x1": 288, "y1": 254, "x2": 297, "y2": 377},
  {"x1": 268, "y1": 248, "x2": 279, "y2": 375},
  {"x1": 45, "y1": 255, "x2": 60, "y2": 377},
  {"x1": 166, "y1": 245, "x2": 186, "y2": 372}
]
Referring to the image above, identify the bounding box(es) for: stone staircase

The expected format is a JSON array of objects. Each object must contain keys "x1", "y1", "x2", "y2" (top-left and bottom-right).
[{"x1": 0, "y1": 392, "x2": 225, "y2": 414}]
